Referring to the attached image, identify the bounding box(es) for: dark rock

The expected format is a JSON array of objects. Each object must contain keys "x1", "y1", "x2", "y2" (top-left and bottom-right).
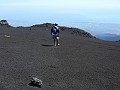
[
  {"x1": 0, "y1": 20, "x2": 8, "y2": 25},
  {"x1": 28, "y1": 77, "x2": 43, "y2": 88},
  {"x1": 0, "y1": 20, "x2": 13, "y2": 27}
]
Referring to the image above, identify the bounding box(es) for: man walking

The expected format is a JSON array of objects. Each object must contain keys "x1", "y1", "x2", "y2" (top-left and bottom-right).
[{"x1": 51, "y1": 23, "x2": 60, "y2": 46}]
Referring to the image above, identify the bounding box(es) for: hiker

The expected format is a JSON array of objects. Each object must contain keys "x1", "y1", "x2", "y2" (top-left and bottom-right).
[{"x1": 51, "y1": 23, "x2": 60, "y2": 46}]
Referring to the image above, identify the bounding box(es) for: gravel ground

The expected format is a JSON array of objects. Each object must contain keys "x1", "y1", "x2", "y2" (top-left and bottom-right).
[{"x1": 0, "y1": 24, "x2": 120, "y2": 90}]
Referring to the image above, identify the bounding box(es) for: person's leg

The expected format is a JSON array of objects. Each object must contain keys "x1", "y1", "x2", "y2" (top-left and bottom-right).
[
  {"x1": 57, "y1": 39, "x2": 59, "y2": 45},
  {"x1": 54, "y1": 39, "x2": 58, "y2": 46},
  {"x1": 57, "y1": 37, "x2": 60, "y2": 45},
  {"x1": 52, "y1": 35, "x2": 56, "y2": 46},
  {"x1": 54, "y1": 39, "x2": 55, "y2": 46}
]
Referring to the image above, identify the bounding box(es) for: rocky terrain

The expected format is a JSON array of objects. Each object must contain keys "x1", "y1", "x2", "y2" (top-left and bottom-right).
[{"x1": 0, "y1": 22, "x2": 120, "y2": 90}]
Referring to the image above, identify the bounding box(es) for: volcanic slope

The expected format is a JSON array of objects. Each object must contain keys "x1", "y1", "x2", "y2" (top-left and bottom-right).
[{"x1": 0, "y1": 24, "x2": 120, "y2": 90}]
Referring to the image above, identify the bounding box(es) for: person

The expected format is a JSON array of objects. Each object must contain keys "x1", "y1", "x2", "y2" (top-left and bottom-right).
[{"x1": 51, "y1": 23, "x2": 60, "y2": 46}]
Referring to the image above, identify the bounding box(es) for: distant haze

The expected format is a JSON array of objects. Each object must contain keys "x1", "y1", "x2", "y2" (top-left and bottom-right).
[
  {"x1": 96, "y1": 33, "x2": 120, "y2": 41},
  {"x1": 0, "y1": 0, "x2": 120, "y2": 24},
  {"x1": 64, "y1": 22, "x2": 120, "y2": 41}
]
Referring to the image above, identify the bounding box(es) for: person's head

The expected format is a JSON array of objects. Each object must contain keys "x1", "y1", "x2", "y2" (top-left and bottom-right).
[{"x1": 55, "y1": 23, "x2": 58, "y2": 26}]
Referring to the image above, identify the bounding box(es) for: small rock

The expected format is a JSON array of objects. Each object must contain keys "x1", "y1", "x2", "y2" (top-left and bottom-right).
[
  {"x1": 4, "y1": 35, "x2": 10, "y2": 38},
  {"x1": 29, "y1": 77, "x2": 43, "y2": 88}
]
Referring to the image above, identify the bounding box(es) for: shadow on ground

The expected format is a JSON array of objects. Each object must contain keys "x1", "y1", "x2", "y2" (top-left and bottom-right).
[{"x1": 41, "y1": 44, "x2": 53, "y2": 47}]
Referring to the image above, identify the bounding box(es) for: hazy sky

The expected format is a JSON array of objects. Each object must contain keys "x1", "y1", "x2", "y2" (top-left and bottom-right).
[{"x1": 0, "y1": 0, "x2": 120, "y2": 26}]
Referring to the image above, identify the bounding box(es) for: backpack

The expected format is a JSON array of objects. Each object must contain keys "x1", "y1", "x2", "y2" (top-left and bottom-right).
[{"x1": 52, "y1": 26, "x2": 58, "y2": 34}]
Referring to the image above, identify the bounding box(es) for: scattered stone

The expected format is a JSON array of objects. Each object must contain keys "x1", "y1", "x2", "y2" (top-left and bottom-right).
[
  {"x1": 4, "y1": 35, "x2": 10, "y2": 38},
  {"x1": 29, "y1": 77, "x2": 43, "y2": 88}
]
